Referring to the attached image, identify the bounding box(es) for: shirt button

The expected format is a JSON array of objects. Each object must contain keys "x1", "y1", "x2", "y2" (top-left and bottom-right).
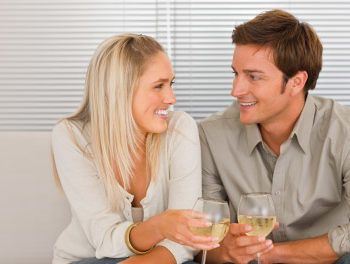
[{"x1": 275, "y1": 191, "x2": 280, "y2": 195}]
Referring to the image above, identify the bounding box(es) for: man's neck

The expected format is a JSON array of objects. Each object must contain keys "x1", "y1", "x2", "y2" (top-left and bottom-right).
[{"x1": 259, "y1": 97, "x2": 305, "y2": 156}]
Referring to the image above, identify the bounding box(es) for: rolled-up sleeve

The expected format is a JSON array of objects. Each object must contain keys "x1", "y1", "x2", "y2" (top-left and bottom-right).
[
  {"x1": 158, "y1": 112, "x2": 202, "y2": 263},
  {"x1": 328, "y1": 148, "x2": 350, "y2": 256},
  {"x1": 52, "y1": 121, "x2": 134, "y2": 258},
  {"x1": 158, "y1": 239, "x2": 195, "y2": 264}
]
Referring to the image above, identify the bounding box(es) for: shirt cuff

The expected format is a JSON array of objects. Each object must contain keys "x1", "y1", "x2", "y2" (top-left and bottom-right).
[
  {"x1": 328, "y1": 223, "x2": 350, "y2": 256},
  {"x1": 95, "y1": 220, "x2": 134, "y2": 258},
  {"x1": 157, "y1": 239, "x2": 199, "y2": 264}
]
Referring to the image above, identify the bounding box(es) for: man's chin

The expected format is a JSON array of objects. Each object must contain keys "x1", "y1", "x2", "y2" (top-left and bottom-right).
[{"x1": 239, "y1": 116, "x2": 257, "y2": 125}]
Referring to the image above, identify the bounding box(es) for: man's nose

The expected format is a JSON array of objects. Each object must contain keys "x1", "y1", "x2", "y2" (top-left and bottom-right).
[{"x1": 231, "y1": 77, "x2": 249, "y2": 98}]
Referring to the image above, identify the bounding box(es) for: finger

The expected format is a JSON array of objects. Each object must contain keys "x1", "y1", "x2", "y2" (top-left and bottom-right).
[
  {"x1": 259, "y1": 243, "x2": 274, "y2": 255},
  {"x1": 273, "y1": 221, "x2": 279, "y2": 230},
  {"x1": 174, "y1": 209, "x2": 194, "y2": 218},
  {"x1": 173, "y1": 224, "x2": 217, "y2": 244},
  {"x1": 173, "y1": 232, "x2": 185, "y2": 244},
  {"x1": 189, "y1": 218, "x2": 212, "y2": 228},
  {"x1": 185, "y1": 228, "x2": 218, "y2": 244},
  {"x1": 239, "y1": 239, "x2": 273, "y2": 256},
  {"x1": 235, "y1": 235, "x2": 265, "y2": 247},
  {"x1": 178, "y1": 228, "x2": 220, "y2": 250},
  {"x1": 229, "y1": 223, "x2": 252, "y2": 235},
  {"x1": 187, "y1": 241, "x2": 220, "y2": 251},
  {"x1": 190, "y1": 233, "x2": 218, "y2": 243}
]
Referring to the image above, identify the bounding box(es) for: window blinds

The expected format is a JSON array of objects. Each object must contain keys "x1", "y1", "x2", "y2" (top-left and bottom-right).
[
  {"x1": 171, "y1": 0, "x2": 350, "y2": 120},
  {"x1": 1, "y1": 0, "x2": 350, "y2": 130},
  {"x1": 0, "y1": 0, "x2": 169, "y2": 130}
]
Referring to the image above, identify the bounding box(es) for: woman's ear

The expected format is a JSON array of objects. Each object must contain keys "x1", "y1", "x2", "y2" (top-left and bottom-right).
[{"x1": 289, "y1": 71, "x2": 308, "y2": 96}]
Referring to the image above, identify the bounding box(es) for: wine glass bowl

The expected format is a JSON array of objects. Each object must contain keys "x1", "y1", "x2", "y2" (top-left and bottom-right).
[
  {"x1": 238, "y1": 192, "x2": 276, "y2": 264},
  {"x1": 191, "y1": 197, "x2": 230, "y2": 264}
]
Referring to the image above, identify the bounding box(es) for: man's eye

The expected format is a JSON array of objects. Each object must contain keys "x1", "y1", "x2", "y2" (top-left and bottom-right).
[
  {"x1": 250, "y1": 75, "x2": 260, "y2": 81},
  {"x1": 155, "y1": 84, "x2": 163, "y2": 89},
  {"x1": 232, "y1": 71, "x2": 238, "y2": 77},
  {"x1": 170, "y1": 81, "x2": 175, "y2": 86}
]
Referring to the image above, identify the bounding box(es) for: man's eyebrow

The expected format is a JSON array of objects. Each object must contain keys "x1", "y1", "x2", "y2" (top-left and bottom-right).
[
  {"x1": 243, "y1": 69, "x2": 264, "y2": 74},
  {"x1": 231, "y1": 66, "x2": 264, "y2": 74}
]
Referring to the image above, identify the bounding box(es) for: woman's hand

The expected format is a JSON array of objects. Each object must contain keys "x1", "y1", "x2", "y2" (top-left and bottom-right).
[{"x1": 155, "y1": 209, "x2": 220, "y2": 250}]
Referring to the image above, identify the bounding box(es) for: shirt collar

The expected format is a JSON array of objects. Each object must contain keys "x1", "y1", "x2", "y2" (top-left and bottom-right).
[
  {"x1": 245, "y1": 123, "x2": 263, "y2": 155},
  {"x1": 244, "y1": 94, "x2": 316, "y2": 155},
  {"x1": 289, "y1": 94, "x2": 316, "y2": 154}
]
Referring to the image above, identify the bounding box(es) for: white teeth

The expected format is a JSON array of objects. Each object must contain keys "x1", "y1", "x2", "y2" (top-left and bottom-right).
[
  {"x1": 240, "y1": 102, "x2": 257, "y2": 106},
  {"x1": 155, "y1": 109, "x2": 168, "y2": 115}
]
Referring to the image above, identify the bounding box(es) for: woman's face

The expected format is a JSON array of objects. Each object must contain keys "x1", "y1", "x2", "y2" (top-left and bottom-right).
[{"x1": 132, "y1": 51, "x2": 176, "y2": 138}]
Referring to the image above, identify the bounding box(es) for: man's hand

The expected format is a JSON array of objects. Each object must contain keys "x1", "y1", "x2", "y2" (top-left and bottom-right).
[{"x1": 218, "y1": 222, "x2": 278, "y2": 264}]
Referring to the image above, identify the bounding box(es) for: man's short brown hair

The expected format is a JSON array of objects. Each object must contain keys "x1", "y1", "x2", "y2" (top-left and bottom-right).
[{"x1": 232, "y1": 9, "x2": 323, "y2": 93}]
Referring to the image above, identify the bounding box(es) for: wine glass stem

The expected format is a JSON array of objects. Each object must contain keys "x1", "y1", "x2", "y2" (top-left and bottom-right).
[
  {"x1": 257, "y1": 251, "x2": 261, "y2": 264},
  {"x1": 201, "y1": 250, "x2": 207, "y2": 264}
]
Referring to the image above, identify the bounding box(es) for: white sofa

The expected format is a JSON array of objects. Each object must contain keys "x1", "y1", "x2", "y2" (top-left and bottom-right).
[{"x1": 0, "y1": 132, "x2": 71, "y2": 264}]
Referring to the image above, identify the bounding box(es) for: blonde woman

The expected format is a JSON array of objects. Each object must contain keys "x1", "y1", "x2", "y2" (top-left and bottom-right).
[{"x1": 51, "y1": 34, "x2": 219, "y2": 264}]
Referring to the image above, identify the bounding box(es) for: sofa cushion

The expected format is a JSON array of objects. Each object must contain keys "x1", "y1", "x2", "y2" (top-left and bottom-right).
[{"x1": 0, "y1": 132, "x2": 70, "y2": 264}]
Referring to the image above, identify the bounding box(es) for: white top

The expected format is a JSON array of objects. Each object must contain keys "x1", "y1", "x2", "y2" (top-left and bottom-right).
[{"x1": 52, "y1": 111, "x2": 202, "y2": 264}]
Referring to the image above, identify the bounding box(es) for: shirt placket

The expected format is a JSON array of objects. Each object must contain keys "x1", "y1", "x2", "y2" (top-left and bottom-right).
[
  {"x1": 271, "y1": 141, "x2": 290, "y2": 242},
  {"x1": 123, "y1": 193, "x2": 134, "y2": 221}
]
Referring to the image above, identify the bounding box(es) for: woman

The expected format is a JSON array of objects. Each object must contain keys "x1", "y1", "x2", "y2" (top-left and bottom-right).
[{"x1": 51, "y1": 34, "x2": 219, "y2": 264}]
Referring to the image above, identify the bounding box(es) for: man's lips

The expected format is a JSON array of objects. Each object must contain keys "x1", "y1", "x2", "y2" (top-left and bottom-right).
[{"x1": 239, "y1": 101, "x2": 257, "y2": 109}]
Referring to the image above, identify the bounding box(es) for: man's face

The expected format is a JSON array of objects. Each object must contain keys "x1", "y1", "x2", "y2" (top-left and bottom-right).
[{"x1": 231, "y1": 44, "x2": 294, "y2": 126}]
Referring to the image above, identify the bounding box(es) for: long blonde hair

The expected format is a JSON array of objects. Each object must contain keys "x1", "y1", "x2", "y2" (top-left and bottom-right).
[{"x1": 53, "y1": 34, "x2": 164, "y2": 212}]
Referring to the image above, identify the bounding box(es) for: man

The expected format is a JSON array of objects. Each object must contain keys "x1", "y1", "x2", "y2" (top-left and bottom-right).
[{"x1": 198, "y1": 9, "x2": 350, "y2": 264}]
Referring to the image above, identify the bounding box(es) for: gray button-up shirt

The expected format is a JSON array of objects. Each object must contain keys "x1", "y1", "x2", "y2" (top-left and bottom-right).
[{"x1": 199, "y1": 95, "x2": 350, "y2": 256}]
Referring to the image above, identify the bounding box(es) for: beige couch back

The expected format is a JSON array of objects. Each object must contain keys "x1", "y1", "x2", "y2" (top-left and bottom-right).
[{"x1": 0, "y1": 132, "x2": 70, "y2": 264}]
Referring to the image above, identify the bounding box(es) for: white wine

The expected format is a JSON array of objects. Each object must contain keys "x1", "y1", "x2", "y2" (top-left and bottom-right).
[
  {"x1": 238, "y1": 215, "x2": 276, "y2": 237},
  {"x1": 190, "y1": 218, "x2": 230, "y2": 242}
]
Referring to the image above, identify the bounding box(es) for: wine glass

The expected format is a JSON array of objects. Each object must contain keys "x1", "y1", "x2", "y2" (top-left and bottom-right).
[
  {"x1": 238, "y1": 192, "x2": 276, "y2": 264},
  {"x1": 191, "y1": 197, "x2": 230, "y2": 264}
]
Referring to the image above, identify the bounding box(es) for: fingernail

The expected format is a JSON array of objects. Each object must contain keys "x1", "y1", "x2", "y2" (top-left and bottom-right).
[
  {"x1": 205, "y1": 221, "x2": 212, "y2": 227},
  {"x1": 245, "y1": 225, "x2": 252, "y2": 231},
  {"x1": 266, "y1": 240, "x2": 272, "y2": 246},
  {"x1": 258, "y1": 236, "x2": 265, "y2": 242},
  {"x1": 212, "y1": 237, "x2": 219, "y2": 242},
  {"x1": 213, "y1": 243, "x2": 220, "y2": 248}
]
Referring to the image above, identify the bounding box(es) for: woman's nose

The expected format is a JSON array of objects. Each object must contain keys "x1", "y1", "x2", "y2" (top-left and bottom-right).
[{"x1": 164, "y1": 88, "x2": 176, "y2": 105}]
